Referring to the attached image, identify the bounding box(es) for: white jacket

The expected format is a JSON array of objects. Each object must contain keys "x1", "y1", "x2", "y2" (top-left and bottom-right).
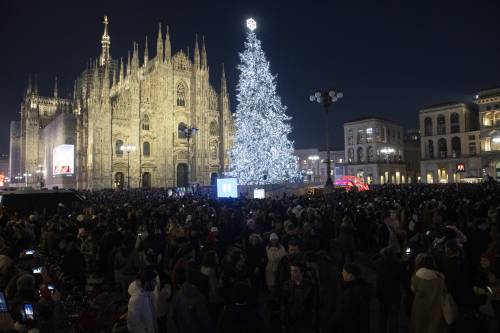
[{"x1": 127, "y1": 280, "x2": 158, "y2": 333}]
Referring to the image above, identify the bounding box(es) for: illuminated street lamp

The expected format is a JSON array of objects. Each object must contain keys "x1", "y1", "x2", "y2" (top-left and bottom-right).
[
  {"x1": 492, "y1": 137, "x2": 500, "y2": 144},
  {"x1": 120, "y1": 144, "x2": 136, "y2": 189},
  {"x1": 181, "y1": 125, "x2": 199, "y2": 186},
  {"x1": 23, "y1": 172, "x2": 32, "y2": 187},
  {"x1": 309, "y1": 89, "x2": 343, "y2": 188}
]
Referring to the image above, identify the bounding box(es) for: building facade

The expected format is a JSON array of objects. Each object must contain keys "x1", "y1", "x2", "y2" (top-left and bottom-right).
[
  {"x1": 404, "y1": 129, "x2": 421, "y2": 183},
  {"x1": 419, "y1": 102, "x2": 481, "y2": 183},
  {"x1": 475, "y1": 88, "x2": 500, "y2": 180},
  {"x1": 9, "y1": 121, "x2": 21, "y2": 180},
  {"x1": 294, "y1": 148, "x2": 345, "y2": 185},
  {"x1": 13, "y1": 17, "x2": 234, "y2": 189},
  {"x1": 344, "y1": 117, "x2": 406, "y2": 184}
]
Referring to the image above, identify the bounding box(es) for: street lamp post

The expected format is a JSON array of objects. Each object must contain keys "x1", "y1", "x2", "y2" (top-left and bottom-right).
[
  {"x1": 120, "y1": 144, "x2": 136, "y2": 189},
  {"x1": 23, "y1": 172, "x2": 32, "y2": 187},
  {"x1": 183, "y1": 125, "x2": 199, "y2": 186},
  {"x1": 309, "y1": 89, "x2": 343, "y2": 188},
  {"x1": 380, "y1": 147, "x2": 395, "y2": 184}
]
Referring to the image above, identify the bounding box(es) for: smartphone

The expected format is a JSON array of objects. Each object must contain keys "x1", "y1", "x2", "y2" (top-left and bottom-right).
[
  {"x1": 32, "y1": 266, "x2": 42, "y2": 274},
  {"x1": 405, "y1": 247, "x2": 411, "y2": 254},
  {"x1": 23, "y1": 303, "x2": 34, "y2": 321},
  {"x1": 487, "y1": 286, "x2": 493, "y2": 294},
  {"x1": 47, "y1": 284, "x2": 55, "y2": 294},
  {"x1": 24, "y1": 249, "x2": 35, "y2": 256},
  {"x1": 0, "y1": 291, "x2": 8, "y2": 313}
]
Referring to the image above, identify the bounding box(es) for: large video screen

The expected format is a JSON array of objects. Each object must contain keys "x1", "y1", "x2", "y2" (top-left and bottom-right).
[
  {"x1": 53, "y1": 144, "x2": 74, "y2": 175},
  {"x1": 217, "y1": 178, "x2": 238, "y2": 198}
]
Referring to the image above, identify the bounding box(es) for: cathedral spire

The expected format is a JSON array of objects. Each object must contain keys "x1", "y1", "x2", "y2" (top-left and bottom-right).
[
  {"x1": 144, "y1": 36, "x2": 149, "y2": 66},
  {"x1": 201, "y1": 36, "x2": 207, "y2": 70},
  {"x1": 119, "y1": 57, "x2": 124, "y2": 82},
  {"x1": 194, "y1": 34, "x2": 200, "y2": 69},
  {"x1": 156, "y1": 23, "x2": 164, "y2": 63},
  {"x1": 132, "y1": 42, "x2": 139, "y2": 70},
  {"x1": 127, "y1": 50, "x2": 131, "y2": 76},
  {"x1": 53, "y1": 76, "x2": 58, "y2": 98},
  {"x1": 165, "y1": 25, "x2": 171, "y2": 63},
  {"x1": 221, "y1": 63, "x2": 227, "y2": 96},
  {"x1": 99, "y1": 15, "x2": 111, "y2": 66}
]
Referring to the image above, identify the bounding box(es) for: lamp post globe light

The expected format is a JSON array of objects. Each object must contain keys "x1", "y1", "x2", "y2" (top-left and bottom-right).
[
  {"x1": 309, "y1": 89, "x2": 343, "y2": 188},
  {"x1": 182, "y1": 125, "x2": 199, "y2": 187},
  {"x1": 120, "y1": 144, "x2": 136, "y2": 189}
]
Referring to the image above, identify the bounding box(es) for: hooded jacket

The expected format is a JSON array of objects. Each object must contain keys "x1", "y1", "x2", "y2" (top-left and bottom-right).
[{"x1": 127, "y1": 280, "x2": 158, "y2": 333}]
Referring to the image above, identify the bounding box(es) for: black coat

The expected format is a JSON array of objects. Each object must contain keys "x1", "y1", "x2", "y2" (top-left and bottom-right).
[
  {"x1": 333, "y1": 279, "x2": 370, "y2": 333},
  {"x1": 280, "y1": 279, "x2": 318, "y2": 331},
  {"x1": 373, "y1": 254, "x2": 403, "y2": 303}
]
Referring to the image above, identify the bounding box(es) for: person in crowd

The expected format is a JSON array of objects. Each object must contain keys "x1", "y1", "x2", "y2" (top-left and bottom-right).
[
  {"x1": 114, "y1": 232, "x2": 142, "y2": 295},
  {"x1": 172, "y1": 268, "x2": 212, "y2": 333},
  {"x1": 333, "y1": 263, "x2": 370, "y2": 333},
  {"x1": 201, "y1": 251, "x2": 222, "y2": 321},
  {"x1": 280, "y1": 262, "x2": 318, "y2": 333},
  {"x1": 276, "y1": 239, "x2": 302, "y2": 297},
  {"x1": 338, "y1": 214, "x2": 356, "y2": 267},
  {"x1": 127, "y1": 269, "x2": 158, "y2": 333},
  {"x1": 265, "y1": 233, "x2": 287, "y2": 295},
  {"x1": 410, "y1": 254, "x2": 448, "y2": 333},
  {"x1": 373, "y1": 247, "x2": 403, "y2": 333}
]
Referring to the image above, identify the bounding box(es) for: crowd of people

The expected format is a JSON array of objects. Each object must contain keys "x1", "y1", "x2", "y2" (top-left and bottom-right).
[{"x1": 0, "y1": 182, "x2": 500, "y2": 332}]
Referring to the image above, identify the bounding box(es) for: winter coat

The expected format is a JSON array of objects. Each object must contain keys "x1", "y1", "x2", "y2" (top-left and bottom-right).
[
  {"x1": 265, "y1": 245, "x2": 287, "y2": 288},
  {"x1": 127, "y1": 280, "x2": 158, "y2": 333},
  {"x1": 333, "y1": 279, "x2": 370, "y2": 333},
  {"x1": 172, "y1": 282, "x2": 212, "y2": 333},
  {"x1": 280, "y1": 279, "x2": 318, "y2": 331},
  {"x1": 338, "y1": 222, "x2": 355, "y2": 253},
  {"x1": 201, "y1": 266, "x2": 221, "y2": 304},
  {"x1": 373, "y1": 254, "x2": 403, "y2": 303},
  {"x1": 410, "y1": 268, "x2": 447, "y2": 333}
]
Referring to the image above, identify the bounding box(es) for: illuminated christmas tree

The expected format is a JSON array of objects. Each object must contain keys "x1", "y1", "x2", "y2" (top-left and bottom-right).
[{"x1": 229, "y1": 19, "x2": 300, "y2": 185}]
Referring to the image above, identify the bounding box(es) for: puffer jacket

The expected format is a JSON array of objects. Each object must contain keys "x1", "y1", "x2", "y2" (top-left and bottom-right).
[{"x1": 127, "y1": 280, "x2": 158, "y2": 333}]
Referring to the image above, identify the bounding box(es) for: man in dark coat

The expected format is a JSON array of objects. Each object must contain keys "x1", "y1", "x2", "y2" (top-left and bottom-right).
[
  {"x1": 333, "y1": 263, "x2": 370, "y2": 333},
  {"x1": 373, "y1": 248, "x2": 403, "y2": 333},
  {"x1": 280, "y1": 262, "x2": 318, "y2": 333},
  {"x1": 172, "y1": 280, "x2": 212, "y2": 333}
]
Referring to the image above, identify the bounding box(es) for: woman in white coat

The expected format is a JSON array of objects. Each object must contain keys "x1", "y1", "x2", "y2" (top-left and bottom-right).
[{"x1": 265, "y1": 233, "x2": 287, "y2": 295}]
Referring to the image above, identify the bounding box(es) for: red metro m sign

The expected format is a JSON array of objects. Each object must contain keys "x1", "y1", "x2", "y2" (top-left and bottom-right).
[{"x1": 456, "y1": 163, "x2": 466, "y2": 172}]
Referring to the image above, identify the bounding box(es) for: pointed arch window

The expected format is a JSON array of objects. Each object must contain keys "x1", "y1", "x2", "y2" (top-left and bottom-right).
[
  {"x1": 143, "y1": 141, "x2": 151, "y2": 157},
  {"x1": 210, "y1": 120, "x2": 218, "y2": 136},
  {"x1": 142, "y1": 114, "x2": 150, "y2": 131},
  {"x1": 115, "y1": 140, "x2": 124, "y2": 157},
  {"x1": 177, "y1": 83, "x2": 186, "y2": 107}
]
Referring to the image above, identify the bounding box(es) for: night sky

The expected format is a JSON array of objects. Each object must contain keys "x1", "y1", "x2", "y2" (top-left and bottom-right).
[{"x1": 1, "y1": 0, "x2": 500, "y2": 155}]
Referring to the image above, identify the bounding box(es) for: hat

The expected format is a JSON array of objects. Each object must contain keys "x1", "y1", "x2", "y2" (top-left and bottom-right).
[
  {"x1": 270, "y1": 233, "x2": 279, "y2": 241},
  {"x1": 210, "y1": 227, "x2": 219, "y2": 233},
  {"x1": 343, "y1": 263, "x2": 361, "y2": 278}
]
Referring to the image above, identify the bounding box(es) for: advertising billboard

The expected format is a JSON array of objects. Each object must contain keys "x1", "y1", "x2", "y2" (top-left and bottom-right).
[
  {"x1": 253, "y1": 188, "x2": 265, "y2": 199},
  {"x1": 217, "y1": 178, "x2": 238, "y2": 198},
  {"x1": 53, "y1": 144, "x2": 74, "y2": 175}
]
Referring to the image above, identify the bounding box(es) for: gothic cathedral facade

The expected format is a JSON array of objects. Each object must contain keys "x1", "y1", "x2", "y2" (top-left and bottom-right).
[{"x1": 16, "y1": 17, "x2": 234, "y2": 189}]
